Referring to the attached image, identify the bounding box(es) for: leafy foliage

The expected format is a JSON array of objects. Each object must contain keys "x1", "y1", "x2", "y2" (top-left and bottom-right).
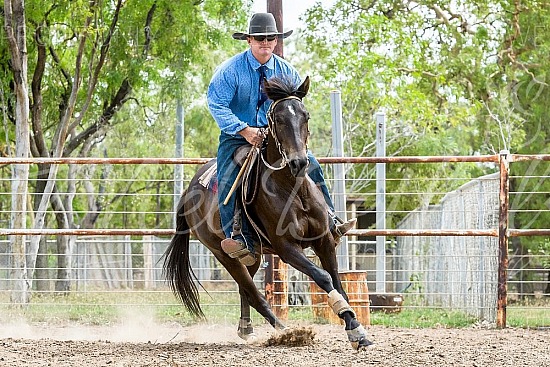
[
  {"x1": 1, "y1": 1, "x2": 248, "y2": 233},
  {"x1": 298, "y1": 0, "x2": 550, "y2": 226}
]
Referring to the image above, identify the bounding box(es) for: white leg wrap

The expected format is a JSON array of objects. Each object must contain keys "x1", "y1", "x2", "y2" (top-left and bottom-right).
[{"x1": 327, "y1": 290, "x2": 355, "y2": 317}]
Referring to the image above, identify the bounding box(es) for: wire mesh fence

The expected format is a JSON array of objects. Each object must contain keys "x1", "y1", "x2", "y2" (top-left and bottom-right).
[
  {"x1": 395, "y1": 173, "x2": 500, "y2": 321},
  {"x1": 0, "y1": 155, "x2": 549, "y2": 328}
]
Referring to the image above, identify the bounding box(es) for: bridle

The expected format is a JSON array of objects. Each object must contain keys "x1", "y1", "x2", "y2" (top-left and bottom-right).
[
  {"x1": 242, "y1": 95, "x2": 310, "y2": 246},
  {"x1": 262, "y1": 95, "x2": 309, "y2": 171}
]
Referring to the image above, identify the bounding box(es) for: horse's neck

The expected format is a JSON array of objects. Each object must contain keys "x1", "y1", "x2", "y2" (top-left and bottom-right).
[{"x1": 258, "y1": 136, "x2": 326, "y2": 221}]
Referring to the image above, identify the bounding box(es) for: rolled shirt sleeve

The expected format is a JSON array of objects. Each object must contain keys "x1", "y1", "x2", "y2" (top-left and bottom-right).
[{"x1": 207, "y1": 67, "x2": 249, "y2": 136}]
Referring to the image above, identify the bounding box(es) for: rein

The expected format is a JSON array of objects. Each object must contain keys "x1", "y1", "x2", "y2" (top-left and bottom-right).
[
  {"x1": 262, "y1": 95, "x2": 305, "y2": 171},
  {"x1": 242, "y1": 95, "x2": 308, "y2": 248}
]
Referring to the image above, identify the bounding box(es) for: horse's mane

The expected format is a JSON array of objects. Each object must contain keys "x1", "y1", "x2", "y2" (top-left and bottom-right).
[{"x1": 263, "y1": 76, "x2": 300, "y2": 101}]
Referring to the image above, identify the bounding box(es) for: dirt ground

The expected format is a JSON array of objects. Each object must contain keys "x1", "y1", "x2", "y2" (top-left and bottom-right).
[{"x1": 0, "y1": 322, "x2": 548, "y2": 367}]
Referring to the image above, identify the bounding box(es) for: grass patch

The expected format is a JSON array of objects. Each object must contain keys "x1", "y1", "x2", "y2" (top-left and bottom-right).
[
  {"x1": 507, "y1": 297, "x2": 550, "y2": 328},
  {"x1": 370, "y1": 308, "x2": 478, "y2": 328},
  {"x1": 1, "y1": 290, "x2": 548, "y2": 329}
]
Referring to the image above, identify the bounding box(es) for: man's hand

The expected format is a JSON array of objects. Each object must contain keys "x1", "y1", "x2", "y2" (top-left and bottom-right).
[{"x1": 238, "y1": 126, "x2": 266, "y2": 146}]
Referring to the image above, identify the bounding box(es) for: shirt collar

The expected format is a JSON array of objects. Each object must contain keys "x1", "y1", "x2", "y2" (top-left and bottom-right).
[{"x1": 246, "y1": 49, "x2": 275, "y2": 71}]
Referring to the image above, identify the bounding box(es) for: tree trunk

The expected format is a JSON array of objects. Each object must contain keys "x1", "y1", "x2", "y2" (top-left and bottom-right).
[
  {"x1": 50, "y1": 190, "x2": 72, "y2": 293},
  {"x1": 5, "y1": 0, "x2": 31, "y2": 304},
  {"x1": 54, "y1": 235, "x2": 72, "y2": 293},
  {"x1": 35, "y1": 234, "x2": 50, "y2": 292},
  {"x1": 23, "y1": 2, "x2": 130, "y2": 294}
]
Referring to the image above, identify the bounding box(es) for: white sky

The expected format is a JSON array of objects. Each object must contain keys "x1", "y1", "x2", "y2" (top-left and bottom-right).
[{"x1": 249, "y1": 0, "x2": 335, "y2": 31}]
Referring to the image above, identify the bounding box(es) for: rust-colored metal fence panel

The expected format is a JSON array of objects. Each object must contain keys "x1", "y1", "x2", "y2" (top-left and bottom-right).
[{"x1": 0, "y1": 154, "x2": 548, "y2": 328}]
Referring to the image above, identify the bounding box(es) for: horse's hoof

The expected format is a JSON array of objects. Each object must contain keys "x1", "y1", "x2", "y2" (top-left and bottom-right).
[
  {"x1": 347, "y1": 325, "x2": 372, "y2": 350},
  {"x1": 351, "y1": 338, "x2": 374, "y2": 350},
  {"x1": 238, "y1": 331, "x2": 258, "y2": 343},
  {"x1": 238, "y1": 327, "x2": 257, "y2": 342},
  {"x1": 238, "y1": 318, "x2": 256, "y2": 341}
]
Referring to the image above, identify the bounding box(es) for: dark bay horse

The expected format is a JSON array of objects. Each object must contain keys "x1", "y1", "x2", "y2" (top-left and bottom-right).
[{"x1": 163, "y1": 76, "x2": 372, "y2": 350}]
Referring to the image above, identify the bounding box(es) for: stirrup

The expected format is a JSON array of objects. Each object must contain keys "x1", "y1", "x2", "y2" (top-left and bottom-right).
[{"x1": 221, "y1": 238, "x2": 256, "y2": 266}]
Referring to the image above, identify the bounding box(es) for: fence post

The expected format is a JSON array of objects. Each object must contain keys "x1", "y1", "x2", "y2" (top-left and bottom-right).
[
  {"x1": 124, "y1": 235, "x2": 133, "y2": 288},
  {"x1": 143, "y1": 235, "x2": 154, "y2": 289},
  {"x1": 375, "y1": 112, "x2": 387, "y2": 293},
  {"x1": 174, "y1": 101, "x2": 184, "y2": 229},
  {"x1": 497, "y1": 150, "x2": 510, "y2": 328},
  {"x1": 264, "y1": 255, "x2": 288, "y2": 319},
  {"x1": 330, "y1": 90, "x2": 349, "y2": 271}
]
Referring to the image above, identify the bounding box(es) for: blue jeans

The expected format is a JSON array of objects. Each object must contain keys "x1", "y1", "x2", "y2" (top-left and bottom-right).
[
  {"x1": 217, "y1": 132, "x2": 335, "y2": 240},
  {"x1": 307, "y1": 154, "x2": 335, "y2": 213}
]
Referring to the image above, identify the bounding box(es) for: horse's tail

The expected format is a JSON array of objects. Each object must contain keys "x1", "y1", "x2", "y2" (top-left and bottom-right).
[{"x1": 163, "y1": 200, "x2": 204, "y2": 318}]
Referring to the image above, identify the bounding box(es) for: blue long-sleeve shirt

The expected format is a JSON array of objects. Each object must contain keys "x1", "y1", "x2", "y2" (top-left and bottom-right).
[{"x1": 207, "y1": 48, "x2": 301, "y2": 136}]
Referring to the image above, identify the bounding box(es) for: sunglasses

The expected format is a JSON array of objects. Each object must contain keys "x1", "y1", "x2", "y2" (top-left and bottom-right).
[{"x1": 252, "y1": 35, "x2": 277, "y2": 42}]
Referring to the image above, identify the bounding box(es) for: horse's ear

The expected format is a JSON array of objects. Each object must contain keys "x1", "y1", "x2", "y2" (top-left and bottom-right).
[{"x1": 295, "y1": 76, "x2": 310, "y2": 99}]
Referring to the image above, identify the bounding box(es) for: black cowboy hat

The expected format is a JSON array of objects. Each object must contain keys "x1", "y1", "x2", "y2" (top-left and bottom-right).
[{"x1": 232, "y1": 13, "x2": 293, "y2": 40}]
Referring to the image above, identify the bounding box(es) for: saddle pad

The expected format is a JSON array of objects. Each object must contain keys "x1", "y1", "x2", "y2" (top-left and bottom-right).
[{"x1": 198, "y1": 162, "x2": 218, "y2": 193}]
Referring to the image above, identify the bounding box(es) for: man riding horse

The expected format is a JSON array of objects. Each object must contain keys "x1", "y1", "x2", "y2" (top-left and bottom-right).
[
  {"x1": 163, "y1": 12, "x2": 373, "y2": 351},
  {"x1": 207, "y1": 13, "x2": 356, "y2": 266}
]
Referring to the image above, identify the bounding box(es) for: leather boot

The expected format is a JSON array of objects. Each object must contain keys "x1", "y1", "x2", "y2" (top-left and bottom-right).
[
  {"x1": 333, "y1": 218, "x2": 357, "y2": 242},
  {"x1": 221, "y1": 236, "x2": 257, "y2": 266}
]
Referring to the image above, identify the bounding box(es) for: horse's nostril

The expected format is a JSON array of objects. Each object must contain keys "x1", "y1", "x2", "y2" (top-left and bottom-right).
[{"x1": 289, "y1": 158, "x2": 308, "y2": 177}]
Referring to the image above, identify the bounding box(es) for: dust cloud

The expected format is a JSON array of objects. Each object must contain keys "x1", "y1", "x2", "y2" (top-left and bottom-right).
[{"x1": 0, "y1": 307, "x2": 258, "y2": 344}]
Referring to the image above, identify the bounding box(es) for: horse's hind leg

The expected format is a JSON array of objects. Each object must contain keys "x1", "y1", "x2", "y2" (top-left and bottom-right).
[
  {"x1": 237, "y1": 292, "x2": 256, "y2": 340},
  {"x1": 237, "y1": 262, "x2": 261, "y2": 341},
  {"x1": 215, "y1": 255, "x2": 286, "y2": 334}
]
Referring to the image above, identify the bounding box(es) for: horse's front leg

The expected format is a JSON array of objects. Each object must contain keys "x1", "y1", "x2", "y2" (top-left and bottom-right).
[
  {"x1": 314, "y1": 241, "x2": 373, "y2": 349},
  {"x1": 279, "y1": 244, "x2": 373, "y2": 350},
  {"x1": 327, "y1": 291, "x2": 373, "y2": 349}
]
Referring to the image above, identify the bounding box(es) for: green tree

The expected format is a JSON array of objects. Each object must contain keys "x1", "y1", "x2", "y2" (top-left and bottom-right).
[
  {"x1": 1, "y1": 0, "x2": 247, "y2": 298},
  {"x1": 3, "y1": 0, "x2": 31, "y2": 303},
  {"x1": 502, "y1": 4, "x2": 550, "y2": 293},
  {"x1": 300, "y1": 0, "x2": 550, "y2": 292},
  {"x1": 300, "y1": 0, "x2": 541, "y2": 208}
]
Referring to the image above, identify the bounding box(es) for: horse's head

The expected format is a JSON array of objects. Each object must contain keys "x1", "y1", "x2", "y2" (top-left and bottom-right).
[{"x1": 264, "y1": 76, "x2": 311, "y2": 177}]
